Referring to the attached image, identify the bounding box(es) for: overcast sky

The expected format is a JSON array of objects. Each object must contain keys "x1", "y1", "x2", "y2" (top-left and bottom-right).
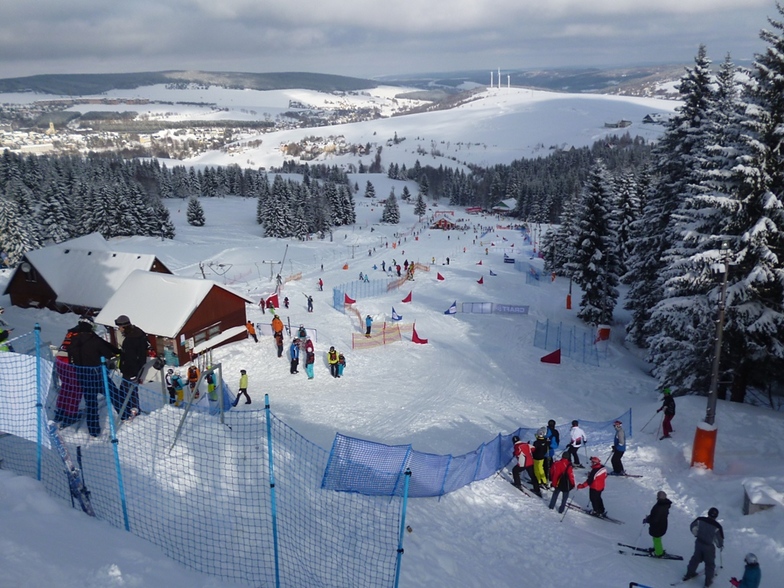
[{"x1": 0, "y1": 1, "x2": 777, "y2": 80}]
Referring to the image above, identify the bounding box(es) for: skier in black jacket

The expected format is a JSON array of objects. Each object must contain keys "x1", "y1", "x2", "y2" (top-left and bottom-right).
[
  {"x1": 114, "y1": 315, "x2": 150, "y2": 420},
  {"x1": 67, "y1": 322, "x2": 120, "y2": 437},
  {"x1": 658, "y1": 388, "x2": 676, "y2": 439},
  {"x1": 683, "y1": 507, "x2": 724, "y2": 586},
  {"x1": 644, "y1": 490, "x2": 672, "y2": 557}
]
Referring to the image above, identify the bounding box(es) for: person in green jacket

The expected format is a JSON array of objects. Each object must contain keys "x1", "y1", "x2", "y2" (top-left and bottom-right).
[{"x1": 233, "y1": 369, "x2": 251, "y2": 406}]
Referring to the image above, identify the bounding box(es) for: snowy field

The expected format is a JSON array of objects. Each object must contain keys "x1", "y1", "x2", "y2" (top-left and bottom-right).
[
  {"x1": 0, "y1": 84, "x2": 780, "y2": 587},
  {"x1": 1, "y1": 190, "x2": 781, "y2": 588},
  {"x1": 2, "y1": 83, "x2": 677, "y2": 168}
]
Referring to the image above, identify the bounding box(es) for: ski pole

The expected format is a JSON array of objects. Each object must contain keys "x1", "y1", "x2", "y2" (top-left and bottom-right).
[
  {"x1": 633, "y1": 521, "x2": 645, "y2": 552},
  {"x1": 640, "y1": 411, "x2": 659, "y2": 432},
  {"x1": 560, "y1": 496, "x2": 573, "y2": 522}
]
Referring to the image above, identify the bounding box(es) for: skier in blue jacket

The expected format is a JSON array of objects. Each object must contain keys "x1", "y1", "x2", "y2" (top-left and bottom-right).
[
  {"x1": 731, "y1": 553, "x2": 761, "y2": 588},
  {"x1": 289, "y1": 338, "x2": 300, "y2": 374},
  {"x1": 365, "y1": 315, "x2": 373, "y2": 337},
  {"x1": 545, "y1": 419, "x2": 560, "y2": 480}
]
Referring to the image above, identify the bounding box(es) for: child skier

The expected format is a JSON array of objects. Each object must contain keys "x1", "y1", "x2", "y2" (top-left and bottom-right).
[
  {"x1": 548, "y1": 453, "x2": 575, "y2": 513},
  {"x1": 577, "y1": 456, "x2": 608, "y2": 517}
]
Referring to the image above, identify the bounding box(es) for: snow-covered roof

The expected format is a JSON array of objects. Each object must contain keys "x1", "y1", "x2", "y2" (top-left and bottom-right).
[
  {"x1": 24, "y1": 233, "x2": 162, "y2": 309},
  {"x1": 492, "y1": 198, "x2": 517, "y2": 211},
  {"x1": 94, "y1": 270, "x2": 253, "y2": 338},
  {"x1": 192, "y1": 325, "x2": 247, "y2": 355}
]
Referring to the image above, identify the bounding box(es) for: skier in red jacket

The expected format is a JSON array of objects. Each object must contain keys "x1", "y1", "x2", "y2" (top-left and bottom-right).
[
  {"x1": 577, "y1": 456, "x2": 608, "y2": 517},
  {"x1": 548, "y1": 453, "x2": 575, "y2": 513},
  {"x1": 511, "y1": 436, "x2": 540, "y2": 496}
]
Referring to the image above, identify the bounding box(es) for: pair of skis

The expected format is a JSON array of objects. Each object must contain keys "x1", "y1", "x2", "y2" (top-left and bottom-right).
[
  {"x1": 617, "y1": 542, "x2": 683, "y2": 560},
  {"x1": 47, "y1": 421, "x2": 95, "y2": 517},
  {"x1": 566, "y1": 502, "x2": 624, "y2": 524},
  {"x1": 608, "y1": 471, "x2": 643, "y2": 478}
]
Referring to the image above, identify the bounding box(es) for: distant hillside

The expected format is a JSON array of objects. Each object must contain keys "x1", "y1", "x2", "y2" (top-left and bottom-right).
[
  {"x1": 377, "y1": 65, "x2": 688, "y2": 97},
  {"x1": 0, "y1": 71, "x2": 379, "y2": 95}
]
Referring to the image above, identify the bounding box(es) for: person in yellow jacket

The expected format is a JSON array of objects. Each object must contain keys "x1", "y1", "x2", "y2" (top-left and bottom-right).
[
  {"x1": 327, "y1": 346, "x2": 340, "y2": 378},
  {"x1": 233, "y1": 369, "x2": 251, "y2": 406}
]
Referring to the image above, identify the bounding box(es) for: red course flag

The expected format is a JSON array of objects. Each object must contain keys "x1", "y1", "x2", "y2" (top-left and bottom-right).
[
  {"x1": 437, "y1": 273, "x2": 445, "y2": 281},
  {"x1": 412, "y1": 324, "x2": 428, "y2": 344},
  {"x1": 344, "y1": 293, "x2": 356, "y2": 304},
  {"x1": 476, "y1": 260, "x2": 483, "y2": 265},
  {"x1": 477, "y1": 276, "x2": 484, "y2": 284},
  {"x1": 540, "y1": 349, "x2": 561, "y2": 364},
  {"x1": 402, "y1": 291, "x2": 412, "y2": 303}
]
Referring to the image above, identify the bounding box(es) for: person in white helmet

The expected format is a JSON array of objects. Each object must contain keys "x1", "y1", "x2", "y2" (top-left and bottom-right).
[{"x1": 730, "y1": 553, "x2": 761, "y2": 588}]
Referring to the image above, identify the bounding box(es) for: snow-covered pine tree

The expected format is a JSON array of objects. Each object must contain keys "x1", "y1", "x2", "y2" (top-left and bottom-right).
[
  {"x1": 381, "y1": 190, "x2": 400, "y2": 224},
  {"x1": 543, "y1": 193, "x2": 578, "y2": 277},
  {"x1": 414, "y1": 192, "x2": 427, "y2": 218},
  {"x1": 36, "y1": 180, "x2": 72, "y2": 244},
  {"x1": 624, "y1": 46, "x2": 713, "y2": 349},
  {"x1": 364, "y1": 181, "x2": 376, "y2": 199},
  {"x1": 187, "y1": 197, "x2": 206, "y2": 226},
  {"x1": 614, "y1": 170, "x2": 640, "y2": 276},
  {"x1": 401, "y1": 186, "x2": 412, "y2": 201},
  {"x1": 567, "y1": 161, "x2": 620, "y2": 326},
  {"x1": 713, "y1": 12, "x2": 784, "y2": 401},
  {"x1": 0, "y1": 195, "x2": 40, "y2": 265}
]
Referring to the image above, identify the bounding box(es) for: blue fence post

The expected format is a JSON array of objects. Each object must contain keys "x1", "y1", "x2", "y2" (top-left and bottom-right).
[
  {"x1": 35, "y1": 323, "x2": 43, "y2": 481},
  {"x1": 102, "y1": 357, "x2": 130, "y2": 531},
  {"x1": 393, "y1": 468, "x2": 412, "y2": 588},
  {"x1": 265, "y1": 394, "x2": 281, "y2": 588}
]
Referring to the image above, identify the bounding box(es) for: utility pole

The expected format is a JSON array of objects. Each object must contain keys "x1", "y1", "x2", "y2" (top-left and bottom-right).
[{"x1": 691, "y1": 242, "x2": 730, "y2": 470}]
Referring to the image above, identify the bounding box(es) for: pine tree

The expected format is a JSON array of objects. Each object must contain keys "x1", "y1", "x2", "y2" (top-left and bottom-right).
[
  {"x1": 187, "y1": 197, "x2": 206, "y2": 226},
  {"x1": 567, "y1": 162, "x2": 620, "y2": 326},
  {"x1": 713, "y1": 11, "x2": 784, "y2": 401},
  {"x1": 414, "y1": 192, "x2": 427, "y2": 218},
  {"x1": 0, "y1": 195, "x2": 40, "y2": 265},
  {"x1": 381, "y1": 191, "x2": 400, "y2": 224},
  {"x1": 364, "y1": 181, "x2": 376, "y2": 198},
  {"x1": 624, "y1": 47, "x2": 713, "y2": 348}
]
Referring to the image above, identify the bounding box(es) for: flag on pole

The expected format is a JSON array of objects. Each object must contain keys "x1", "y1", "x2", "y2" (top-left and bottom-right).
[
  {"x1": 444, "y1": 301, "x2": 457, "y2": 315},
  {"x1": 344, "y1": 293, "x2": 356, "y2": 304},
  {"x1": 402, "y1": 291, "x2": 412, "y2": 303},
  {"x1": 412, "y1": 323, "x2": 428, "y2": 344},
  {"x1": 437, "y1": 272, "x2": 445, "y2": 281},
  {"x1": 477, "y1": 276, "x2": 484, "y2": 284},
  {"x1": 540, "y1": 349, "x2": 561, "y2": 364},
  {"x1": 266, "y1": 293, "x2": 279, "y2": 308},
  {"x1": 489, "y1": 269, "x2": 497, "y2": 276},
  {"x1": 476, "y1": 260, "x2": 483, "y2": 265},
  {"x1": 391, "y1": 307, "x2": 403, "y2": 321}
]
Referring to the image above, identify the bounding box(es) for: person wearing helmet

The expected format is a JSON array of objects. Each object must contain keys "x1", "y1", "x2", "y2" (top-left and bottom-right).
[
  {"x1": 730, "y1": 553, "x2": 761, "y2": 588},
  {"x1": 683, "y1": 507, "x2": 724, "y2": 586},
  {"x1": 511, "y1": 435, "x2": 539, "y2": 496},
  {"x1": 567, "y1": 420, "x2": 587, "y2": 468},
  {"x1": 657, "y1": 388, "x2": 676, "y2": 439},
  {"x1": 532, "y1": 428, "x2": 550, "y2": 489},
  {"x1": 544, "y1": 419, "x2": 560, "y2": 480},
  {"x1": 548, "y1": 452, "x2": 575, "y2": 513},
  {"x1": 170, "y1": 370, "x2": 185, "y2": 406},
  {"x1": 165, "y1": 368, "x2": 176, "y2": 404},
  {"x1": 643, "y1": 490, "x2": 672, "y2": 557},
  {"x1": 233, "y1": 369, "x2": 250, "y2": 406},
  {"x1": 577, "y1": 456, "x2": 608, "y2": 517},
  {"x1": 610, "y1": 420, "x2": 626, "y2": 475}
]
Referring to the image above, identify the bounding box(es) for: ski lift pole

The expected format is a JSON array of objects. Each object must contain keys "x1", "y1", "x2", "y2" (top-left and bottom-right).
[
  {"x1": 101, "y1": 357, "x2": 130, "y2": 531},
  {"x1": 393, "y1": 468, "x2": 412, "y2": 588},
  {"x1": 264, "y1": 394, "x2": 281, "y2": 588}
]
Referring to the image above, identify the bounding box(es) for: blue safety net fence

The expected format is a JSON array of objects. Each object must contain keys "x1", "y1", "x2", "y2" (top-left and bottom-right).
[
  {"x1": 533, "y1": 319, "x2": 609, "y2": 366},
  {"x1": 1, "y1": 326, "x2": 631, "y2": 586},
  {"x1": 322, "y1": 410, "x2": 632, "y2": 497},
  {"x1": 0, "y1": 328, "x2": 403, "y2": 588}
]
